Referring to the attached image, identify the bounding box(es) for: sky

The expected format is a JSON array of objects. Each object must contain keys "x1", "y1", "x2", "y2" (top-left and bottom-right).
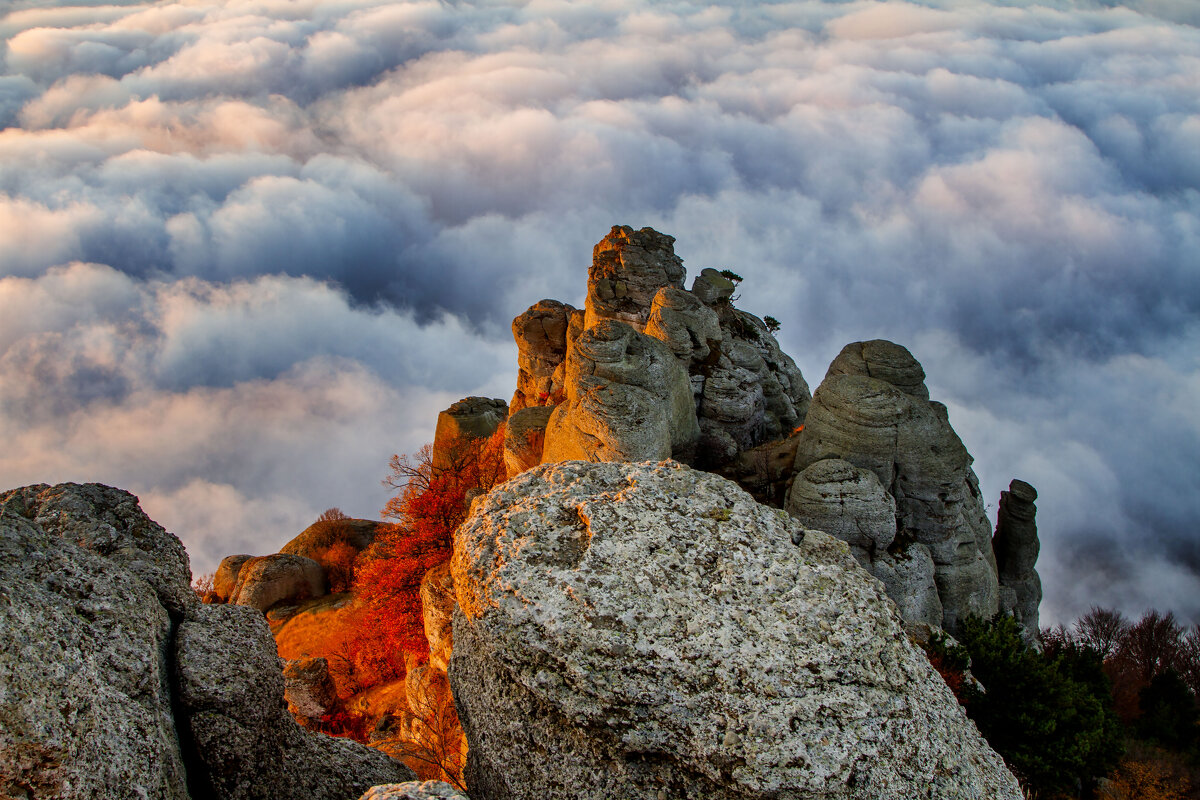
[{"x1": 0, "y1": 0, "x2": 1197, "y2": 626}]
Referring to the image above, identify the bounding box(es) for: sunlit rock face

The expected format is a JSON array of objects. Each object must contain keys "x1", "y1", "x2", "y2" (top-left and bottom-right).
[
  {"x1": 449, "y1": 461, "x2": 1021, "y2": 800},
  {"x1": 993, "y1": 479, "x2": 1042, "y2": 642},
  {"x1": 432, "y1": 397, "x2": 508, "y2": 472},
  {"x1": 790, "y1": 341, "x2": 1001, "y2": 634},
  {"x1": 0, "y1": 482, "x2": 413, "y2": 800},
  {"x1": 585, "y1": 225, "x2": 685, "y2": 331},
  {"x1": 510, "y1": 299, "x2": 579, "y2": 413},
  {"x1": 503, "y1": 405, "x2": 553, "y2": 479},
  {"x1": 542, "y1": 320, "x2": 699, "y2": 464}
]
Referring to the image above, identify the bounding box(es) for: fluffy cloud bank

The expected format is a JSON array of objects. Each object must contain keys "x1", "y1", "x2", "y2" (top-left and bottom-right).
[{"x1": 1, "y1": 0, "x2": 1197, "y2": 622}]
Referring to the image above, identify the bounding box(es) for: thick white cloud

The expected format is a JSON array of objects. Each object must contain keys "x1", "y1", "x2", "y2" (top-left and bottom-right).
[{"x1": 1, "y1": 0, "x2": 1197, "y2": 621}]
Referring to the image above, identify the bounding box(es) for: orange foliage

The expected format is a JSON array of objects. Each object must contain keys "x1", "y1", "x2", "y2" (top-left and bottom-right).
[
  {"x1": 350, "y1": 427, "x2": 507, "y2": 680},
  {"x1": 927, "y1": 649, "x2": 968, "y2": 704},
  {"x1": 1104, "y1": 757, "x2": 1191, "y2": 800},
  {"x1": 314, "y1": 540, "x2": 359, "y2": 593}
]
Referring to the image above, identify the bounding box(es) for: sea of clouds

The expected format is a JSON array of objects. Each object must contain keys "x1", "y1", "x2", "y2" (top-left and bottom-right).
[{"x1": 1, "y1": 0, "x2": 1197, "y2": 624}]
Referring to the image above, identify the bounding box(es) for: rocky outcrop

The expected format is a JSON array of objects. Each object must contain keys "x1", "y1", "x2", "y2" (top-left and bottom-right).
[
  {"x1": 228, "y1": 553, "x2": 326, "y2": 612},
  {"x1": 449, "y1": 461, "x2": 1022, "y2": 800},
  {"x1": 0, "y1": 482, "x2": 413, "y2": 800},
  {"x1": 502, "y1": 405, "x2": 553, "y2": 479},
  {"x1": 510, "y1": 300, "x2": 578, "y2": 412},
  {"x1": 432, "y1": 397, "x2": 508, "y2": 472},
  {"x1": 281, "y1": 517, "x2": 383, "y2": 562},
  {"x1": 360, "y1": 782, "x2": 469, "y2": 800},
  {"x1": 585, "y1": 225, "x2": 685, "y2": 331},
  {"x1": 176, "y1": 602, "x2": 412, "y2": 800},
  {"x1": 690, "y1": 267, "x2": 736, "y2": 305},
  {"x1": 0, "y1": 483, "x2": 191, "y2": 799},
  {"x1": 790, "y1": 341, "x2": 1003, "y2": 634},
  {"x1": 542, "y1": 320, "x2": 699, "y2": 464},
  {"x1": 993, "y1": 479, "x2": 1041, "y2": 640},
  {"x1": 214, "y1": 553, "x2": 253, "y2": 601},
  {"x1": 644, "y1": 286, "x2": 722, "y2": 368},
  {"x1": 284, "y1": 656, "x2": 338, "y2": 726}
]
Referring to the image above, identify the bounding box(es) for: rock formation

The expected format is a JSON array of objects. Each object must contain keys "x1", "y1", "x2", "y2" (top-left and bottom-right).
[
  {"x1": 541, "y1": 319, "x2": 699, "y2": 464},
  {"x1": 788, "y1": 340, "x2": 1018, "y2": 635},
  {"x1": 993, "y1": 479, "x2": 1042, "y2": 641},
  {"x1": 585, "y1": 225, "x2": 685, "y2": 330},
  {"x1": 226, "y1": 553, "x2": 326, "y2": 611},
  {"x1": 515, "y1": 225, "x2": 810, "y2": 476},
  {"x1": 0, "y1": 482, "x2": 413, "y2": 800},
  {"x1": 510, "y1": 299, "x2": 579, "y2": 412},
  {"x1": 449, "y1": 460, "x2": 1022, "y2": 800},
  {"x1": 502, "y1": 405, "x2": 553, "y2": 479},
  {"x1": 432, "y1": 397, "x2": 508, "y2": 472}
]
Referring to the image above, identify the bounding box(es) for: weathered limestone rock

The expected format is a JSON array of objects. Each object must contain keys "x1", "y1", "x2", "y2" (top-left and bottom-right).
[
  {"x1": 585, "y1": 225, "x2": 685, "y2": 331},
  {"x1": 718, "y1": 429, "x2": 804, "y2": 507},
  {"x1": 420, "y1": 562, "x2": 456, "y2": 673},
  {"x1": 793, "y1": 344, "x2": 1001, "y2": 634},
  {"x1": 432, "y1": 397, "x2": 508, "y2": 472},
  {"x1": 542, "y1": 320, "x2": 699, "y2": 464},
  {"x1": 0, "y1": 482, "x2": 413, "y2": 800},
  {"x1": 229, "y1": 553, "x2": 326, "y2": 612},
  {"x1": 825, "y1": 339, "x2": 930, "y2": 400},
  {"x1": 176, "y1": 602, "x2": 414, "y2": 799},
  {"x1": 692, "y1": 310, "x2": 810, "y2": 469},
  {"x1": 644, "y1": 287, "x2": 722, "y2": 368},
  {"x1": 510, "y1": 300, "x2": 577, "y2": 412},
  {"x1": 450, "y1": 461, "x2": 1022, "y2": 800},
  {"x1": 284, "y1": 656, "x2": 338, "y2": 726},
  {"x1": 993, "y1": 479, "x2": 1042, "y2": 640},
  {"x1": 215, "y1": 553, "x2": 253, "y2": 601},
  {"x1": 871, "y1": 543, "x2": 944, "y2": 629},
  {"x1": 786, "y1": 458, "x2": 897, "y2": 560},
  {"x1": 0, "y1": 483, "x2": 191, "y2": 799},
  {"x1": 360, "y1": 782, "x2": 469, "y2": 800},
  {"x1": 503, "y1": 405, "x2": 554, "y2": 479},
  {"x1": 690, "y1": 267, "x2": 736, "y2": 306}
]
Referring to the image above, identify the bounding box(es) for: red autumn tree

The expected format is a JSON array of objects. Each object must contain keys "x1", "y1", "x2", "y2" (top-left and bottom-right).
[{"x1": 350, "y1": 427, "x2": 507, "y2": 678}]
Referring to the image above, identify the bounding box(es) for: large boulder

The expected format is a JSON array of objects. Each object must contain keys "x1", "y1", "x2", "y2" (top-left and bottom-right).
[
  {"x1": 542, "y1": 320, "x2": 699, "y2": 464},
  {"x1": 0, "y1": 483, "x2": 191, "y2": 799},
  {"x1": 432, "y1": 397, "x2": 508, "y2": 473},
  {"x1": 644, "y1": 286, "x2": 722, "y2": 368},
  {"x1": 510, "y1": 300, "x2": 578, "y2": 412},
  {"x1": 420, "y1": 561, "x2": 456, "y2": 673},
  {"x1": 793, "y1": 344, "x2": 1002, "y2": 635},
  {"x1": 228, "y1": 553, "x2": 326, "y2": 612},
  {"x1": 449, "y1": 461, "x2": 1022, "y2": 800},
  {"x1": 585, "y1": 225, "x2": 685, "y2": 331},
  {"x1": 214, "y1": 553, "x2": 253, "y2": 602},
  {"x1": 176, "y1": 603, "x2": 413, "y2": 800},
  {"x1": 283, "y1": 656, "x2": 338, "y2": 726},
  {"x1": 993, "y1": 479, "x2": 1042, "y2": 641},
  {"x1": 359, "y1": 782, "x2": 469, "y2": 800},
  {"x1": 0, "y1": 482, "x2": 414, "y2": 800}
]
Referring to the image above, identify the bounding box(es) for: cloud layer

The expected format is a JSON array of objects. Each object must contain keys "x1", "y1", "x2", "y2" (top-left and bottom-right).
[{"x1": 1, "y1": 0, "x2": 1197, "y2": 623}]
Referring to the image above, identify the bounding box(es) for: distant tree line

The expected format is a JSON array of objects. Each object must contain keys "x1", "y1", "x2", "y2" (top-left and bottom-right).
[{"x1": 929, "y1": 608, "x2": 1199, "y2": 799}]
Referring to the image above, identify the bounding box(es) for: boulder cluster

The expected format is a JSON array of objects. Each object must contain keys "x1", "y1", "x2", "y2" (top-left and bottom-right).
[
  {"x1": 0, "y1": 483, "x2": 413, "y2": 800},
  {"x1": 491, "y1": 225, "x2": 1040, "y2": 641}
]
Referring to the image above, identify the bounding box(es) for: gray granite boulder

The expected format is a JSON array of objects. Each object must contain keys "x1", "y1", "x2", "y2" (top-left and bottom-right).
[
  {"x1": 176, "y1": 603, "x2": 413, "y2": 799},
  {"x1": 0, "y1": 482, "x2": 413, "y2": 800},
  {"x1": 449, "y1": 461, "x2": 1021, "y2": 800},
  {"x1": 360, "y1": 782, "x2": 469, "y2": 800},
  {"x1": 283, "y1": 656, "x2": 338, "y2": 726},
  {"x1": 0, "y1": 483, "x2": 191, "y2": 799}
]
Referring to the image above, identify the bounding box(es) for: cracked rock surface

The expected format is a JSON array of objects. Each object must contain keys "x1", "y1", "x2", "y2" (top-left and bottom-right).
[{"x1": 449, "y1": 461, "x2": 1020, "y2": 800}]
